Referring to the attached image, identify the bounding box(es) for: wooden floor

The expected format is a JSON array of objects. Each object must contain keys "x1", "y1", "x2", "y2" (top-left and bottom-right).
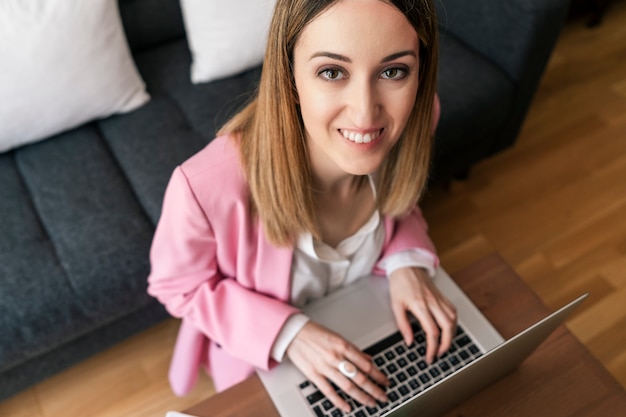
[{"x1": 2, "y1": 3, "x2": 626, "y2": 416}]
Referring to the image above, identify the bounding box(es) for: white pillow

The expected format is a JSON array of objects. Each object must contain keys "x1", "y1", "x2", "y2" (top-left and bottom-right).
[
  {"x1": 0, "y1": 0, "x2": 150, "y2": 153},
  {"x1": 180, "y1": 0, "x2": 277, "y2": 84}
]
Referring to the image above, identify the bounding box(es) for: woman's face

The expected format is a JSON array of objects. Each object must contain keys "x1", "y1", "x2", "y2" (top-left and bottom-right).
[{"x1": 293, "y1": 0, "x2": 420, "y2": 182}]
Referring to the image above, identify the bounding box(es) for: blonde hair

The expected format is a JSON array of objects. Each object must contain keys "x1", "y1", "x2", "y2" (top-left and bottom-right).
[{"x1": 219, "y1": 0, "x2": 439, "y2": 246}]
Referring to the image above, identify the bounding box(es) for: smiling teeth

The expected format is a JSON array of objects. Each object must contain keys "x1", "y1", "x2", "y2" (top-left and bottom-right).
[{"x1": 341, "y1": 129, "x2": 381, "y2": 144}]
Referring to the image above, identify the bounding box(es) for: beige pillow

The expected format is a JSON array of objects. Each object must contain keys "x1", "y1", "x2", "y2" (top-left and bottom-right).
[{"x1": 0, "y1": 0, "x2": 150, "y2": 152}]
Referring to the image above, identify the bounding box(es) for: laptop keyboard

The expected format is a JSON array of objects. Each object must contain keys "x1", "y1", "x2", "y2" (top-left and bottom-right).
[{"x1": 298, "y1": 323, "x2": 483, "y2": 417}]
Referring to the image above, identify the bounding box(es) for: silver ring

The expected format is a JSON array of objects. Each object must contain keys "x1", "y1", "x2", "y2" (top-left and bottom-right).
[{"x1": 338, "y1": 360, "x2": 358, "y2": 379}]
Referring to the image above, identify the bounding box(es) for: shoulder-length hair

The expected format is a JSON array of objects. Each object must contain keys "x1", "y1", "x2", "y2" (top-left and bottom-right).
[{"x1": 219, "y1": 0, "x2": 439, "y2": 246}]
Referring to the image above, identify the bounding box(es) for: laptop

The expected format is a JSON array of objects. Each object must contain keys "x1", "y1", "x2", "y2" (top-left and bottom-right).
[{"x1": 257, "y1": 267, "x2": 587, "y2": 417}]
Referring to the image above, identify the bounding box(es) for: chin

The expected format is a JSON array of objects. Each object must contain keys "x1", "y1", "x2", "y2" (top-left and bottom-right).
[{"x1": 340, "y1": 161, "x2": 382, "y2": 176}]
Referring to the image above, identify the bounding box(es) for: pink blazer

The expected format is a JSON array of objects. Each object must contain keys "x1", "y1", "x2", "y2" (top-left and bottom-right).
[{"x1": 148, "y1": 132, "x2": 439, "y2": 395}]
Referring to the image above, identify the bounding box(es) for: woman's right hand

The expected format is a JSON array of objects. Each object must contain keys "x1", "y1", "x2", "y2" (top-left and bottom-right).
[{"x1": 286, "y1": 321, "x2": 389, "y2": 413}]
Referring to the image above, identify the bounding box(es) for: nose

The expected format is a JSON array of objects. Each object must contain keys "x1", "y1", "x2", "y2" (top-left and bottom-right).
[{"x1": 346, "y1": 77, "x2": 380, "y2": 127}]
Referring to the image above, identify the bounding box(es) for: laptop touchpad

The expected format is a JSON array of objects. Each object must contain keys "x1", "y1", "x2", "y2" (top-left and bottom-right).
[{"x1": 304, "y1": 277, "x2": 396, "y2": 346}]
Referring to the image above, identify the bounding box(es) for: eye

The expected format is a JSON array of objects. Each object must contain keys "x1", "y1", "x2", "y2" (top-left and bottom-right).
[
  {"x1": 381, "y1": 67, "x2": 408, "y2": 80},
  {"x1": 318, "y1": 67, "x2": 345, "y2": 81}
]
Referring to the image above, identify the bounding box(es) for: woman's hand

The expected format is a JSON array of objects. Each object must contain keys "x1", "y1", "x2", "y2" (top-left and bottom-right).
[
  {"x1": 286, "y1": 321, "x2": 389, "y2": 413},
  {"x1": 389, "y1": 267, "x2": 457, "y2": 363}
]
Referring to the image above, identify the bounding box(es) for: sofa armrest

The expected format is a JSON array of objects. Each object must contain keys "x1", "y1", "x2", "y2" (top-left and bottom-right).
[
  {"x1": 436, "y1": 0, "x2": 569, "y2": 81},
  {"x1": 435, "y1": 0, "x2": 569, "y2": 154}
]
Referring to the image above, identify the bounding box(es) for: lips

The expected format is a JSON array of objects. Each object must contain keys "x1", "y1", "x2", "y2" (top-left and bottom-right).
[{"x1": 339, "y1": 128, "x2": 383, "y2": 144}]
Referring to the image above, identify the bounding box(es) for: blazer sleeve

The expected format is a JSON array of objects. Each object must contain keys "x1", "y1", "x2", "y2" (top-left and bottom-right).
[
  {"x1": 378, "y1": 206, "x2": 440, "y2": 270},
  {"x1": 147, "y1": 167, "x2": 299, "y2": 370}
]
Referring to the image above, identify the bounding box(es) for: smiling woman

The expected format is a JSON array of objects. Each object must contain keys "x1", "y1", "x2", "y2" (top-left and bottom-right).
[
  {"x1": 147, "y1": 0, "x2": 454, "y2": 414},
  {"x1": 293, "y1": 0, "x2": 421, "y2": 186},
  {"x1": 223, "y1": 0, "x2": 440, "y2": 246}
]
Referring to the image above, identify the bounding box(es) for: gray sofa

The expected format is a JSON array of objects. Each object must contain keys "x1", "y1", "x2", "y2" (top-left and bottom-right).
[{"x1": 0, "y1": 0, "x2": 569, "y2": 400}]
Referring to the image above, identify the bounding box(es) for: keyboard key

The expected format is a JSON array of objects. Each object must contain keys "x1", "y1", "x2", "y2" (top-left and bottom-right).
[
  {"x1": 386, "y1": 363, "x2": 398, "y2": 374},
  {"x1": 299, "y1": 380, "x2": 310, "y2": 389},
  {"x1": 397, "y1": 372, "x2": 407, "y2": 382},
  {"x1": 408, "y1": 378, "x2": 420, "y2": 391},
  {"x1": 429, "y1": 368, "x2": 441, "y2": 378},
  {"x1": 363, "y1": 331, "x2": 404, "y2": 356},
  {"x1": 307, "y1": 390, "x2": 325, "y2": 405},
  {"x1": 407, "y1": 352, "x2": 418, "y2": 362},
  {"x1": 331, "y1": 409, "x2": 343, "y2": 417},
  {"x1": 374, "y1": 356, "x2": 385, "y2": 367},
  {"x1": 385, "y1": 351, "x2": 396, "y2": 361},
  {"x1": 469, "y1": 344, "x2": 480, "y2": 355},
  {"x1": 398, "y1": 385, "x2": 410, "y2": 396},
  {"x1": 407, "y1": 365, "x2": 417, "y2": 376},
  {"x1": 313, "y1": 405, "x2": 324, "y2": 417},
  {"x1": 366, "y1": 406, "x2": 378, "y2": 415},
  {"x1": 395, "y1": 345, "x2": 406, "y2": 355},
  {"x1": 417, "y1": 360, "x2": 428, "y2": 370},
  {"x1": 419, "y1": 374, "x2": 431, "y2": 384},
  {"x1": 456, "y1": 335, "x2": 471, "y2": 347},
  {"x1": 388, "y1": 391, "x2": 399, "y2": 402},
  {"x1": 355, "y1": 411, "x2": 367, "y2": 417},
  {"x1": 459, "y1": 350, "x2": 470, "y2": 361},
  {"x1": 397, "y1": 357, "x2": 408, "y2": 367},
  {"x1": 322, "y1": 400, "x2": 333, "y2": 410}
]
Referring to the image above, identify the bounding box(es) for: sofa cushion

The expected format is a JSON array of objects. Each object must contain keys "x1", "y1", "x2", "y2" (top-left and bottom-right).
[
  {"x1": 0, "y1": 0, "x2": 150, "y2": 153},
  {"x1": 99, "y1": 41, "x2": 262, "y2": 223},
  {"x1": 99, "y1": 98, "x2": 209, "y2": 225},
  {"x1": 14, "y1": 128, "x2": 156, "y2": 316},
  {"x1": 0, "y1": 156, "x2": 86, "y2": 373},
  {"x1": 133, "y1": 41, "x2": 262, "y2": 136},
  {"x1": 0, "y1": 126, "x2": 157, "y2": 372},
  {"x1": 179, "y1": 0, "x2": 276, "y2": 83}
]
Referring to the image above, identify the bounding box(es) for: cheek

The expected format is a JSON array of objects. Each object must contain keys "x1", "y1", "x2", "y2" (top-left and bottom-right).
[
  {"x1": 298, "y1": 89, "x2": 339, "y2": 131},
  {"x1": 390, "y1": 91, "x2": 418, "y2": 128}
]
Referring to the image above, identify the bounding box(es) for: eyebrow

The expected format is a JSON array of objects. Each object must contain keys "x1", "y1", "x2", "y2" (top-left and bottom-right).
[{"x1": 310, "y1": 50, "x2": 417, "y2": 63}]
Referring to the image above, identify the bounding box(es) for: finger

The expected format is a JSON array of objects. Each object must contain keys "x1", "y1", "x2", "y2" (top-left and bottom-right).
[
  {"x1": 339, "y1": 358, "x2": 388, "y2": 403},
  {"x1": 331, "y1": 368, "x2": 381, "y2": 409},
  {"x1": 352, "y1": 371, "x2": 389, "y2": 404},
  {"x1": 312, "y1": 374, "x2": 352, "y2": 413},
  {"x1": 344, "y1": 349, "x2": 389, "y2": 388},
  {"x1": 433, "y1": 303, "x2": 457, "y2": 356},
  {"x1": 392, "y1": 304, "x2": 415, "y2": 346},
  {"x1": 410, "y1": 303, "x2": 440, "y2": 363}
]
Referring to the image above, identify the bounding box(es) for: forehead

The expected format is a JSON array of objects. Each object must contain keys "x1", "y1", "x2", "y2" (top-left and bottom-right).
[{"x1": 295, "y1": 0, "x2": 419, "y2": 58}]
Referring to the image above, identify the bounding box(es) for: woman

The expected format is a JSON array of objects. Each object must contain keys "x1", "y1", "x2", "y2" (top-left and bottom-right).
[{"x1": 148, "y1": 0, "x2": 456, "y2": 413}]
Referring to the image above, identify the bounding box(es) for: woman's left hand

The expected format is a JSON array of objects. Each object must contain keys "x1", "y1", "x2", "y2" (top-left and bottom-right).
[{"x1": 388, "y1": 267, "x2": 457, "y2": 363}]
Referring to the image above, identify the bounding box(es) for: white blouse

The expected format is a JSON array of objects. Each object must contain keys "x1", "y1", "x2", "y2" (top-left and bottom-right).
[{"x1": 269, "y1": 206, "x2": 437, "y2": 361}]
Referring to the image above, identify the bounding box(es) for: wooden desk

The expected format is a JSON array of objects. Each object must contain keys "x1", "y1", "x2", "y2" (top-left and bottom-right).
[{"x1": 185, "y1": 254, "x2": 626, "y2": 416}]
